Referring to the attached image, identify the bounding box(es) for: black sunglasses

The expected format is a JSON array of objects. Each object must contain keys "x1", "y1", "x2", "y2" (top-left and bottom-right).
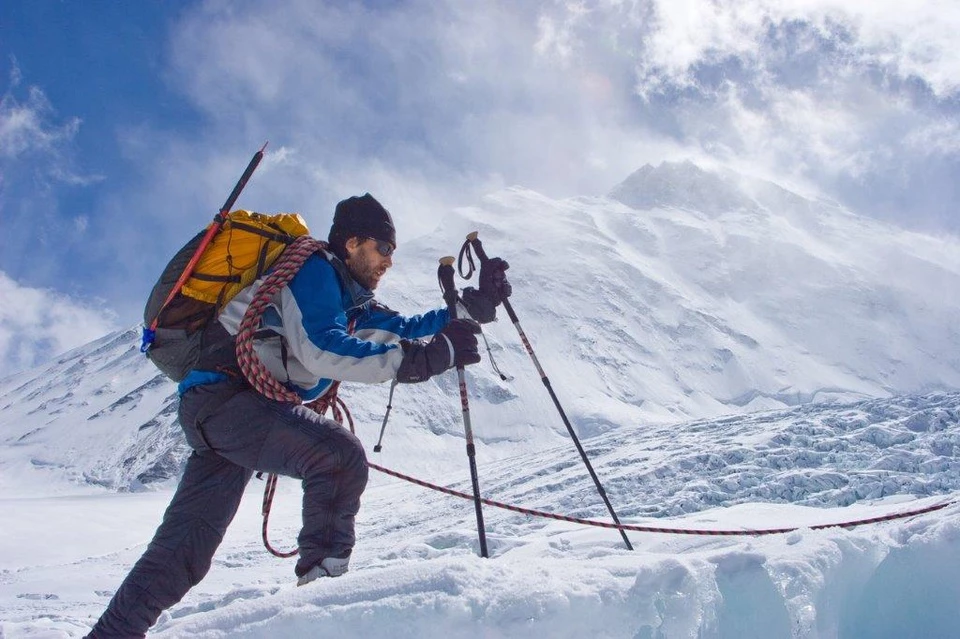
[{"x1": 364, "y1": 238, "x2": 394, "y2": 257}]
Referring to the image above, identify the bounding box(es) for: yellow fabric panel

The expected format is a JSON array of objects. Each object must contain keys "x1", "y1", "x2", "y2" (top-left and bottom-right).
[{"x1": 181, "y1": 210, "x2": 310, "y2": 305}]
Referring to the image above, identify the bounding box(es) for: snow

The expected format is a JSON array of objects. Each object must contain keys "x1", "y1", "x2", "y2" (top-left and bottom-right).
[
  {"x1": 4, "y1": 425, "x2": 960, "y2": 638},
  {"x1": 3, "y1": 162, "x2": 960, "y2": 637}
]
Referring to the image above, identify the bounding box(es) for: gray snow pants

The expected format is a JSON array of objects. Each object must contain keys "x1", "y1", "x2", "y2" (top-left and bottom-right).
[{"x1": 86, "y1": 380, "x2": 369, "y2": 638}]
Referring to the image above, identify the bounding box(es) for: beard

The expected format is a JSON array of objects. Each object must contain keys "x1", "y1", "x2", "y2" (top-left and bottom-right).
[{"x1": 346, "y1": 255, "x2": 383, "y2": 290}]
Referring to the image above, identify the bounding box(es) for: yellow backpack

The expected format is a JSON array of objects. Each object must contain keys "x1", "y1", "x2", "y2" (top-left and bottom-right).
[
  {"x1": 181, "y1": 210, "x2": 310, "y2": 305},
  {"x1": 143, "y1": 210, "x2": 311, "y2": 381}
]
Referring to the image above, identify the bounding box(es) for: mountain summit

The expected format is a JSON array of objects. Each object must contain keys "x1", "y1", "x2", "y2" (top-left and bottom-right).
[{"x1": 608, "y1": 160, "x2": 761, "y2": 215}]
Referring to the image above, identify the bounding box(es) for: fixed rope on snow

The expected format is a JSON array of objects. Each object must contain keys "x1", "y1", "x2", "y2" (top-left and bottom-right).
[{"x1": 368, "y1": 460, "x2": 955, "y2": 537}]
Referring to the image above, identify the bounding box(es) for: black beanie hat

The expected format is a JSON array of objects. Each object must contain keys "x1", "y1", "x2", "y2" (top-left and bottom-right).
[{"x1": 328, "y1": 193, "x2": 396, "y2": 258}]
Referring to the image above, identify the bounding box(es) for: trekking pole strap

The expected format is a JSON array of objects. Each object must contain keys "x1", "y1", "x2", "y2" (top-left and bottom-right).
[
  {"x1": 459, "y1": 233, "x2": 520, "y2": 324},
  {"x1": 457, "y1": 235, "x2": 477, "y2": 279}
]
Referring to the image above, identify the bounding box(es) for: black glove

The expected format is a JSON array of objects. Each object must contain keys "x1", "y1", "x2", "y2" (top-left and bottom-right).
[
  {"x1": 479, "y1": 257, "x2": 511, "y2": 305},
  {"x1": 460, "y1": 257, "x2": 511, "y2": 323},
  {"x1": 460, "y1": 287, "x2": 497, "y2": 324},
  {"x1": 396, "y1": 318, "x2": 482, "y2": 383}
]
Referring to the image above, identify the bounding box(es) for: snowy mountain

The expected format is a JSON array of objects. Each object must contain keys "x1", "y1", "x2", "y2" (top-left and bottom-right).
[
  {"x1": 3, "y1": 162, "x2": 960, "y2": 637},
  {"x1": 2, "y1": 160, "x2": 960, "y2": 493}
]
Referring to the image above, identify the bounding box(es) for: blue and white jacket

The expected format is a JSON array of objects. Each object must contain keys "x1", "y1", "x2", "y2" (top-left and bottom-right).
[{"x1": 182, "y1": 247, "x2": 449, "y2": 400}]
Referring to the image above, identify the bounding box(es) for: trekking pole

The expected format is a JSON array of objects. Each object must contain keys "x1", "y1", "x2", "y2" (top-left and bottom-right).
[
  {"x1": 439, "y1": 256, "x2": 489, "y2": 558},
  {"x1": 461, "y1": 232, "x2": 634, "y2": 551},
  {"x1": 146, "y1": 142, "x2": 269, "y2": 335}
]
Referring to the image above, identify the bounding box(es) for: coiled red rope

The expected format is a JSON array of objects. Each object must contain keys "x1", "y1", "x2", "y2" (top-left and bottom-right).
[
  {"x1": 238, "y1": 237, "x2": 956, "y2": 554},
  {"x1": 236, "y1": 236, "x2": 326, "y2": 404}
]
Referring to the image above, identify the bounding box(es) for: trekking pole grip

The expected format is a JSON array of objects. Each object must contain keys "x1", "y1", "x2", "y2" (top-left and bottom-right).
[{"x1": 466, "y1": 231, "x2": 489, "y2": 263}]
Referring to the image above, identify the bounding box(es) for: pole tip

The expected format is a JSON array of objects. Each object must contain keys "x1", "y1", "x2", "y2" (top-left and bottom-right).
[
  {"x1": 439, "y1": 256, "x2": 456, "y2": 266},
  {"x1": 466, "y1": 231, "x2": 479, "y2": 241},
  {"x1": 259, "y1": 141, "x2": 270, "y2": 153}
]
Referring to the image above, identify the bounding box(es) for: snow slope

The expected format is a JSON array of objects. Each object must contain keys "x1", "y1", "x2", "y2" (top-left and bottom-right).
[{"x1": 2, "y1": 392, "x2": 960, "y2": 638}]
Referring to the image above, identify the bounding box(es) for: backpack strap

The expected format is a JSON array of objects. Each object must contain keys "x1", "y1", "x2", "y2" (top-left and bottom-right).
[{"x1": 229, "y1": 220, "x2": 298, "y2": 244}]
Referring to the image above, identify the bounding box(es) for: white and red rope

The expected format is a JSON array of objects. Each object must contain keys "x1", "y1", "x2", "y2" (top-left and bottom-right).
[{"x1": 236, "y1": 235, "x2": 326, "y2": 404}]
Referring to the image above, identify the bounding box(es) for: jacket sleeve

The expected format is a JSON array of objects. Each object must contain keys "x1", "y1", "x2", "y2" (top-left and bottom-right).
[
  {"x1": 282, "y1": 255, "x2": 405, "y2": 383},
  {"x1": 355, "y1": 302, "x2": 450, "y2": 341}
]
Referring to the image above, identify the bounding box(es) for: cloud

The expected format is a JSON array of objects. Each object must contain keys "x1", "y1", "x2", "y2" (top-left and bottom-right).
[
  {"x1": 149, "y1": 1, "x2": 960, "y2": 234},
  {"x1": 0, "y1": 87, "x2": 78, "y2": 161},
  {"x1": 5, "y1": 0, "x2": 960, "y2": 351},
  {"x1": 0, "y1": 59, "x2": 108, "y2": 192},
  {"x1": 618, "y1": 0, "x2": 960, "y2": 98},
  {"x1": 0, "y1": 271, "x2": 118, "y2": 379},
  {"x1": 1, "y1": 60, "x2": 106, "y2": 291},
  {"x1": 0, "y1": 84, "x2": 78, "y2": 160},
  {"x1": 534, "y1": 0, "x2": 960, "y2": 229},
  {"x1": 0, "y1": 60, "x2": 96, "y2": 171},
  {"x1": 159, "y1": 2, "x2": 679, "y2": 215}
]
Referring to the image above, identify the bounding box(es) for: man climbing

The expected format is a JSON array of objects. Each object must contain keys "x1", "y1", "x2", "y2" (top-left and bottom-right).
[{"x1": 86, "y1": 193, "x2": 511, "y2": 638}]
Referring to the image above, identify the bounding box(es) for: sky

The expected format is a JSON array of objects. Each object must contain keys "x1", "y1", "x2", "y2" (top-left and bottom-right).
[{"x1": 2, "y1": 0, "x2": 960, "y2": 378}]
